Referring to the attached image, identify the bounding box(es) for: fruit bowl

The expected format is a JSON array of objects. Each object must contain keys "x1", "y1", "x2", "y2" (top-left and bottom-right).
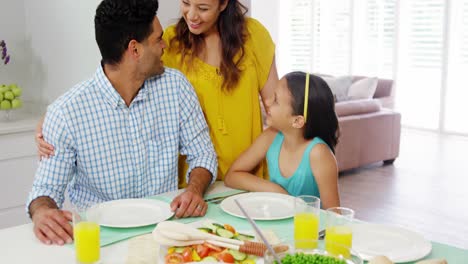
[
  {"x1": 1, "y1": 109, "x2": 17, "y2": 121},
  {"x1": 0, "y1": 83, "x2": 23, "y2": 121},
  {"x1": 264, "y1": 240, "x2": 363, "y2": 264}
]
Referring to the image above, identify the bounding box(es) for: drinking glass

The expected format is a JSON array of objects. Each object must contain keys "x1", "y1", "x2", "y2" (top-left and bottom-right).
[
  {"x1": 325, "y1": 207, "x2": 355, "y2": 258},
  {"x1": 73, "y1": 205, "x2": 101, "y2": 264},
  {"x1": 294, "y1": 195, "x2": 320, "y2": 249}
]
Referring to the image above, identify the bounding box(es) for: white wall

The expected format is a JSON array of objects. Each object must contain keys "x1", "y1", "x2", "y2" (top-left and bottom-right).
[
  {"x1": 22, "y1": 0, "x2": 180, "y2": 105},
  {"x1": 251, "y1": 0, "x2": 279, "y2": 74},
  {"x1": 24, "y1": 0, "x2": 101, "y2": 103},
  {"x1": 159, "y1": 1, "x2": 181, "y2": 28},
  {"x1": 0, "y1": 0, "x2": 38, "y2": 102},
  {"x1": 251, "y1": 0, "x2": 278, "y2": 44}
]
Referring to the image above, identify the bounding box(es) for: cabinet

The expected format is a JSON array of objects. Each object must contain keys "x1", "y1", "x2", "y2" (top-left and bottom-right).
[{"x1": 0, "y1": 114, "x2": 40, "y2": 229}]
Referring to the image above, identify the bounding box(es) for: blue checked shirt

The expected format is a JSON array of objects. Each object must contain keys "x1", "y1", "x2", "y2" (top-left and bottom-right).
[{"x1": 27, "y1": 66, "x2": 217, "y2": 210}]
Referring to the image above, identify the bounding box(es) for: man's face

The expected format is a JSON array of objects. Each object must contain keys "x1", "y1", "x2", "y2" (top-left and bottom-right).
[{"x1": 140, "y1": 16, "x2": 166, "y2": 77}]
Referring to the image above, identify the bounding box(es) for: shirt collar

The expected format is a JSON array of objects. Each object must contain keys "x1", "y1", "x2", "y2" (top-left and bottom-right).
[{"x1": 94, "y1": 64, "x2": 150, "y2": 109}]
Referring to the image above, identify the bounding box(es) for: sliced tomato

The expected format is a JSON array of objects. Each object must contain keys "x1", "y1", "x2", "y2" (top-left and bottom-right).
[
  {"x1": 165, "y1": 253, "x2": 184, "y2": 264},
  {"x1": 216, "y1": 252, "x2": 235, "y2": 263},
  {"x1": 208, "y1": 251, "x2": 220, "y2": 259},
  {"x1": 181, "y1": 247, "x2": 193, "y2": 262},
  {"x1": 203, "y1": 242, "x2": 222, "y2": 252},
  {"x1": 196, "y1": 244, "x2": 210, "y2": 258},
  {"x1": 224, "y1": 224, "x2": 236, "y2": 234}
]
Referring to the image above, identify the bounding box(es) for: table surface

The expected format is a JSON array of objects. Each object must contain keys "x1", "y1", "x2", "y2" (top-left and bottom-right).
[{"x1": 1, "y1": 182, "x2": 467, "y2": 264}]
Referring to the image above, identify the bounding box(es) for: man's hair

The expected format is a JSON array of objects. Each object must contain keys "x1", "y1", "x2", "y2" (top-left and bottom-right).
[{"x1": 95, "y1": 0, "x2": 159, "y2": 65}]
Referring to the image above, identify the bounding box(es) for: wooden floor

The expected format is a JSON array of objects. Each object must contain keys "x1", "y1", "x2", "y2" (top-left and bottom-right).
[{"x1": 338, "y1": 128, "x2": 468, "y2": 250}]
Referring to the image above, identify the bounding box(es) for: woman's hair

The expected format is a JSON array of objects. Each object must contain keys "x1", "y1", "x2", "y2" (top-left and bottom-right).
[
  {"x1": 285, "y1": 72, "x2": 339, "y2": 152},
  {"x1": 170, "y1": 0, "x2": 248, "y2": 91},
  {"x1": 95, "y1": 0, "x2": 159, "y2": 65}
]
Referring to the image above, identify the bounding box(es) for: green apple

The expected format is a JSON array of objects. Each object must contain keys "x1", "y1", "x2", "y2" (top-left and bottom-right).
[
  {"x1": 0, "y1": 85, "x2": 9, "y2": 93},
  {"x1": 11, "y1": 98, "x2": 22, "y2": 109},
  {"x1": 0, "y1": 92, "x2": 3, "y2": 102},
  {"x1": 0, "y1": 100, "x2": 12, "y2": 110},
  {"x1": 12, "y1": 87, "x2": 22, "y2": 97},
  {"x1": 4, "y1": 91, "x2": 14, "y2": 100}
]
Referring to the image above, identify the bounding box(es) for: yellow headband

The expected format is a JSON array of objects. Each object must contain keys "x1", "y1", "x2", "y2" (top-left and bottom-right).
[{"x1": 303, "y1": 73, "x2": 310, "y2": 122}]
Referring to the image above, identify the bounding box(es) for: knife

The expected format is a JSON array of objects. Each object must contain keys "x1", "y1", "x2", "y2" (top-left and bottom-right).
[{"x1": 204, "y1": 191, "x2": 248, "y2": 203}]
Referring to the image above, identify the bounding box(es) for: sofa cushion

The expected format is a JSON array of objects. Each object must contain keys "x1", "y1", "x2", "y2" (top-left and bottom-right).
[
  {"x1": 347, "y1": 77, "x2": 378, "y2": 100},
  {"x1": 335, "y1": 99, "x2": 381, "y2": 117},
  {"x1": 322, "y1": 75, "x2": 353, "y2": 102}
]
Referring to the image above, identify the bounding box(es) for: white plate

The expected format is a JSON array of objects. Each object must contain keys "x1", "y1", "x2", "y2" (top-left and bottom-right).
[
  {"x1": 158, "y1": 219, "x2": 264, "y2": 264},
  {"x1": 87, "y1": 199, "x2": 174, "y2": 228},
  {"x1": 351, "y1": 223, "x2": 432, "y2": 263},
  {"x1": 220, "y1": 192, "x2": 295, "y2": 220}
]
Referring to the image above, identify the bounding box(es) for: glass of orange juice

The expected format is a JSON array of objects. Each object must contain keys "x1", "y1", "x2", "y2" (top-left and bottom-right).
[
  {"x1": 294, "y1": 195, "x2": 320, "y2": 249},
  {"x1": 325, "y1": 207, "x2": 354, "y2": 258},
  {"x1": 73, "y1": 205, "x2": 101, "y2": 264}
]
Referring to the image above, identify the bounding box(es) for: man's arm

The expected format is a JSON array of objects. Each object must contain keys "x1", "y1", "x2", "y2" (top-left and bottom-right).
[
  {"x1": 28, "y1": 196, "x2": 58, "y2": 217},
  {"x1": 171, "y1": 167, "x2": 212, "y2": 218},
  {"x1": 27, "y1": 108, "x2": 76, "y2": 245},
  {"x1": 170, "y1": 77, "x2": 218, "y2": 218},
  {"x1": 28, "y1": 196, "x2": 73, "y2": 246}
]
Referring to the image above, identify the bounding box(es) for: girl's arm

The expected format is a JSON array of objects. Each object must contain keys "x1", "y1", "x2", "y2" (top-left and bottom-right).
[
  {"x1": 309, "y1": 144, "x2": 341, "y2": 209},
  {"x1": 224, "y1": 128, "x2": 288, "y2": 194}
]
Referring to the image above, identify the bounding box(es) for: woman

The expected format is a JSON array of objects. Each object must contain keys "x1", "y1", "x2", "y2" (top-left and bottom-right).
[{"x1": 36, "y1": 0, "x2": 278, "y2": 187}]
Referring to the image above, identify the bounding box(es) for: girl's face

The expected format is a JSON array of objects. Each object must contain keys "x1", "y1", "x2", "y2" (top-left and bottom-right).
[
  {"x1": 180, "y1": 0, "x2": 228, "y2": 36},
  {"x1": 266, "y1": 78, "x2": 297, "y2": 130}
]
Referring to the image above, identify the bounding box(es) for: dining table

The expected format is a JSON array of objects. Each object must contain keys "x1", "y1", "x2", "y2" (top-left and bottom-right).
[{"x1": 0, "y1": 181, "x2": 467, "y2": 264}]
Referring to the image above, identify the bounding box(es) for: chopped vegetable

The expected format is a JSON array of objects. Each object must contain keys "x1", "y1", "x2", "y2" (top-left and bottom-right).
[
  {"x1": 235, "y1": 233, "x2": 255, "y2": 241},
  {"x1": 164, "y1": 223, "x2": 258, "y2": 263},
  {"x1": 212, "y1": 223, "x2": 225, "y2": 229},
  {"x1": 201, "y1": 256, "x2": 217, "y2": 262},
  {"x1": 216, "y1": 228, "x2": 235, "y2": 238},
  {"x1": 165, "y1": 253, "x2": 184, "y2": 264},
  {"x1": 197, "y1": 227, "x2": 213, "y2": 233},
  {"x1": 224, "y1": 224, "x2": 237, "y2": 234},
  {"x1": 228, "y1": 249, "x2": 247, "y2": 261}
]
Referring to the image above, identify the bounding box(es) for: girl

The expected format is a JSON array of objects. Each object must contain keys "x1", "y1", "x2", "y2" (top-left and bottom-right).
[{"x1": 224, "y1": 72, "x2": 340, "y2": 209}]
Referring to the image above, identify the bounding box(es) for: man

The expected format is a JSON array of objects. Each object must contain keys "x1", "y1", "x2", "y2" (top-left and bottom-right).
[{"x1": 27, "y1": 0, "x2": 217, "y2": 246}]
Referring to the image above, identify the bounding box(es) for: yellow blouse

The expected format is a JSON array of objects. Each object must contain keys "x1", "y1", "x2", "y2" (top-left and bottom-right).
[{"x1": 162, "y1": 18, "x2": 275, "y2": 187}]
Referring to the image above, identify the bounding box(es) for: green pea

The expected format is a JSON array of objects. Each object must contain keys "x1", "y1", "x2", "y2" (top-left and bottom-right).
[{"x1": 277, "y1": 252, "x2": 347, "y2": 264}]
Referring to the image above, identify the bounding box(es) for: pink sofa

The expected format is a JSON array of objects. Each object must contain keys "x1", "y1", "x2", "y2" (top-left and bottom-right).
[{"x1": 334, "y1": 77, "x2": 401, "y2": 171}]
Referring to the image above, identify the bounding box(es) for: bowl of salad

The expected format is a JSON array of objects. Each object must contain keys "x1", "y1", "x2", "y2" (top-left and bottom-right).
[
  {"x1": 265, "y1": 240, "x2": 363, "y2": 264},
  {"x1": 161, "y1": 220, "x2": 264, "y2": 264}
]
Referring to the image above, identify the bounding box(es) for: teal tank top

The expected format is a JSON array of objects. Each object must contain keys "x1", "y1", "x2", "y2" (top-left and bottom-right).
[{"x1": 266, "y1": 132, "x2": 327, "y2": 197}]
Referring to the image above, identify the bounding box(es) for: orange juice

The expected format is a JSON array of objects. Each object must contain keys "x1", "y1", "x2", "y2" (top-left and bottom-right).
[
  {"x1": 325, "y1": 225, "x2": 352, "y2": 258},
  {"x1": 294, "y1": 212, "x2": 319, "y2": 249},
  {"x1": 75, "y1": 221, "x2": 100, "y2": 263}
]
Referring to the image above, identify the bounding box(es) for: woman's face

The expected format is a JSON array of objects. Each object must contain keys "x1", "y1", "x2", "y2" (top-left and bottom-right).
[{"x1": 180, "y1": 0, "x2": 228, "y2": 35}]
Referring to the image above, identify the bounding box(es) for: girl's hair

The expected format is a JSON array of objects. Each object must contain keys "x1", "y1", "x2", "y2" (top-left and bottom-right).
[
  {"x1": 285, "y1": 72, "x2": 339, "y2": 152},
  {"x1": 170, "y1": 0, "x2": 248, "y2": 91}
]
